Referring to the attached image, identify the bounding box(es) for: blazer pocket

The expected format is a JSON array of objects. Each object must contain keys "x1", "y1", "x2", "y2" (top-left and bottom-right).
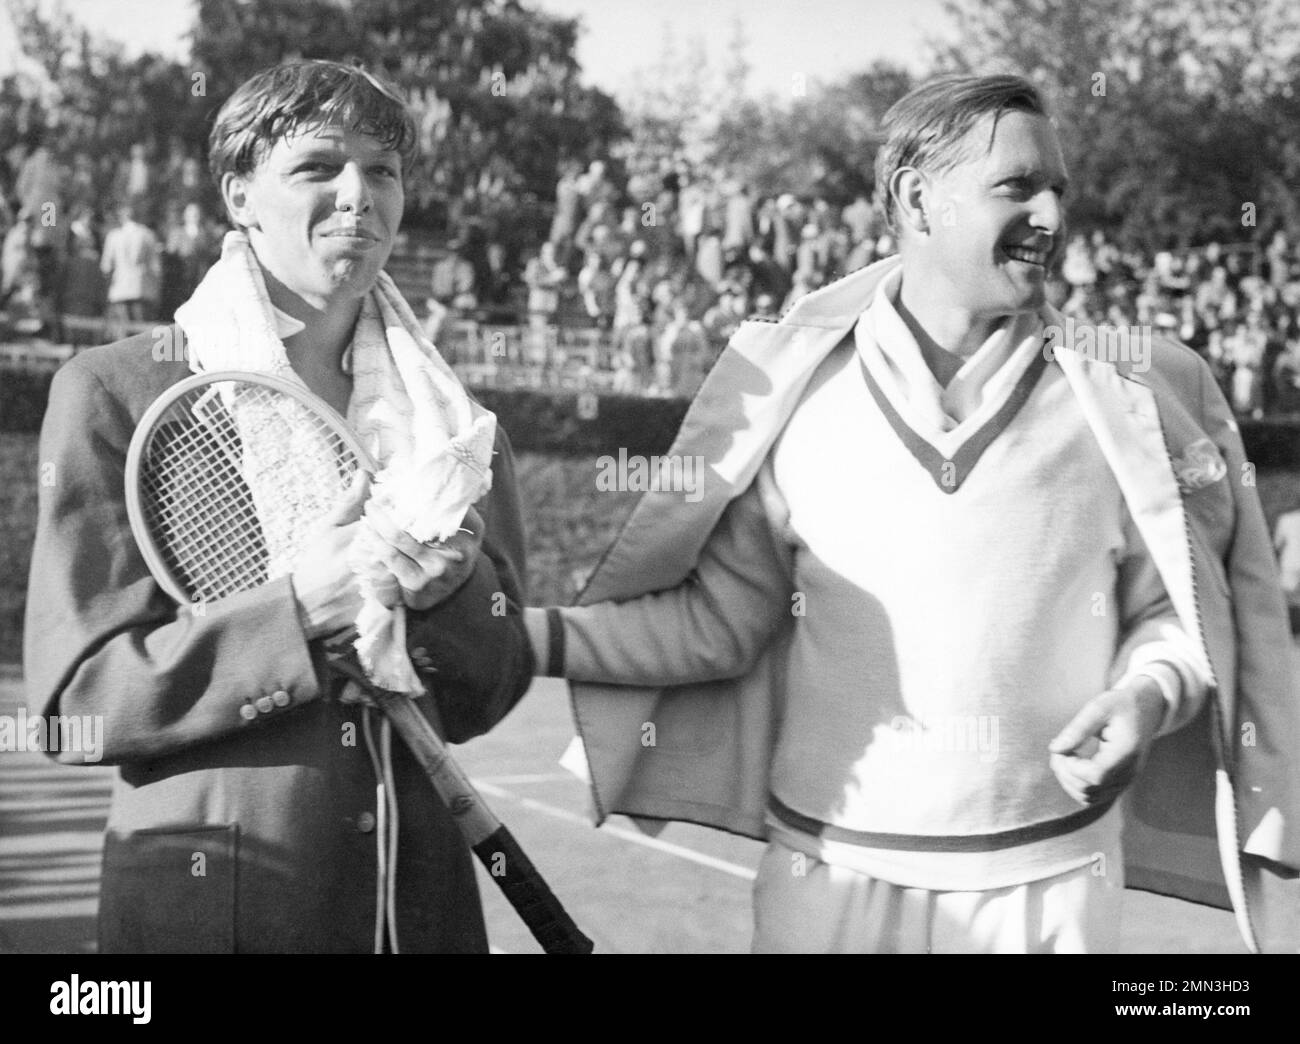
[{"x1": 99, "y1": 824, "x2": 236, "y2": 954}]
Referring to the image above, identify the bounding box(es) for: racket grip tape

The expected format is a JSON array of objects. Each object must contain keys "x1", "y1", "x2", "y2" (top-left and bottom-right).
[{"x1": 472, "y1": 826, "x2": 594, "y2": 954}]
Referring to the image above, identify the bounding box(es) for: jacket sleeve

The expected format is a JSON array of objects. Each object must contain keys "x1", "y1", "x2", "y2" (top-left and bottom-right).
[
  {"x1": 548, "y1": 467, "x2": 794, "y2": 686},
  {"x1": 404, "y1": 425, "x2": 534, "y2": 743},
  {"x1": 1193, "y1": 355, "x2": 1300, "y2": 872},
  {"x1": 1111, "y1": 504, "x2": 1210, "y2": 737},
  {"x1": 24, "y1": 359, "x2": 324, "y2": 766}
]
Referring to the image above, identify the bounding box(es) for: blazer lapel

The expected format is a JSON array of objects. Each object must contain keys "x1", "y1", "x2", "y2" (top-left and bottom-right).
[{"x1": 1055, "y1": 346, "x2": 1257, "y2": 951}]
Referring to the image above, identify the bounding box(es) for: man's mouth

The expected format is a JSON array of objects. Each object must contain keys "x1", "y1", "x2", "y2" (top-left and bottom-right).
[
  {"x1": 321, "y1": 227, "x2": 381, "y2": 242},
  {"x1": 1003, "y1": 244, "x2": 1048, "y2": 266}
]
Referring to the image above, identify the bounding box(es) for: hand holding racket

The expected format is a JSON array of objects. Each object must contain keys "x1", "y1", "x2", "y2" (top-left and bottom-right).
[
  {"x1": 291, "y1": 469, "x2": 370, "y2": 636},
  {"x1": 125, "y1": 370, "x2": 593, "y2": 954}
]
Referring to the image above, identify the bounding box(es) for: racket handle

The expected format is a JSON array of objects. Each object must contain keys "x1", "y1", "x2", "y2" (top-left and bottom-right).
[
  {"x1": 472, "y1": 825, "x2": 595, "y2": 954},
  {"x1": 374, "y1": 690, "x2": 499, "y2": 844},
  {"x1": 341, "y1": 670, "x2": 594, "y2": 954}
]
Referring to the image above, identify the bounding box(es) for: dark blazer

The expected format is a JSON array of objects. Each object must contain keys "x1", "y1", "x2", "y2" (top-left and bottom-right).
[{"x1": 24, "y1": 327, "x2": 535, "y2": 953}]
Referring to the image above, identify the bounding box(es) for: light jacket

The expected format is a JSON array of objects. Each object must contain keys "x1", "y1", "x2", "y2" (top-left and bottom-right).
[{"x1": 568, "y1": 256, "x2": 1300, "y2": 953}]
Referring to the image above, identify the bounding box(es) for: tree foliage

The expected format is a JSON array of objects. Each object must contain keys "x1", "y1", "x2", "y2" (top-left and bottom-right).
[
  {"x1": 618, "y1": 22, "x2": 912, "y2": 205},
  {"x1": 188, "y1": 0, "x2": 626, "y2": 239},
  {"x1": 934, "y1": 0, "x2": 1300, "y2": 249},
  {"x1": 710, "y1": 63, "x2": 914, "y2": 202},
  {"x1": 1, "y1": 0, "x2": 625, "y2": 253}
]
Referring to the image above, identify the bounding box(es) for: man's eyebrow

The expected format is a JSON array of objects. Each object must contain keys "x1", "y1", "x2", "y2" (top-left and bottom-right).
[
  {"x1": 287, "y1": 146, "x2": 400, "y2": 164},
  {"x1": 990, "y1": 167, "x2": 1071, "y2": 192}
]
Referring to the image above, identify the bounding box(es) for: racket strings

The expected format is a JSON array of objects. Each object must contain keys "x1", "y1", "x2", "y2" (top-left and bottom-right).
[{"x1": 136, "y1": 380, "x2": 364, "y2": 605}]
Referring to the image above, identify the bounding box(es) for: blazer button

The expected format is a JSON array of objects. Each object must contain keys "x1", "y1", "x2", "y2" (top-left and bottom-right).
[
  {"x1": 272, "y1": 689, "x2": 291, "y2": 707},
  {"x1": 357, "y1": 812, "x2": 377, "y2": 833},
  {"x1": 239, "y1": 703, "x2": 257, "y2": 721},
  {"x1": 256, "y1": 695, "x2": 275, "y2": 714}
]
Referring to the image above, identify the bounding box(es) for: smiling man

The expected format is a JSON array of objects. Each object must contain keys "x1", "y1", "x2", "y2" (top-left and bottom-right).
[
  {"x1": 26, "y1": 61, "x2": 534, "y2": 953},
  {"x1": 529, "y1": 75, "x2": 1299, "y2": 953}
]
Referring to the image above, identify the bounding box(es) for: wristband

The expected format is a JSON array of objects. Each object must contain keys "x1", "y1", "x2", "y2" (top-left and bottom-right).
[{"x1": 545, "y1": 607, "x2": 566, "y2": 678}]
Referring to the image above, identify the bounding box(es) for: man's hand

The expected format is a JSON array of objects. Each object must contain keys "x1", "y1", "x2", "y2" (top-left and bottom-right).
[
  {"x1": 290, "y1": 470, "x2": 370, "y2": 639},
  {"x1": 363, "y1": 502, "x2": 484, "y2": 612},
  {"x1": 1048, "y1": 678, "x2": 1169, "y2": 807}
]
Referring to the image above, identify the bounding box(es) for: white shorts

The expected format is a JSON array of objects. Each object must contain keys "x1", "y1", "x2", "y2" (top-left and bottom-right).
[{"x1": 752, "y1": 839, "x2": 1125, "y2": 954}]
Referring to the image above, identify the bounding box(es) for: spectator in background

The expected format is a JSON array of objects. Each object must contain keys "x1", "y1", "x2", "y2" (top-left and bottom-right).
[
  {"x1": 695, "y1": 226, "x2": 725, "y2": 288},
  {"x1": 524, "y1": 240, "x2": 566, "y2": 325},
  {"x1": 748, "y1": 242, "x2": 792, "y2": 309},
  {"x1": 581, "y1": 160, "x2": 616, "y2": 209},
  {"x1": 611, "y1": 240, "x2": 649, "y2": 347},
  {"x1": 844, "y1": 234, "x2": 876, "y2": 273},
  {"x1": 841, "y1": 192, "x2": 875, "y2": 246},
  {"x1": 1273, "y1": 332, "x2": 1300, "y2": 414},
  {"x1": 100, "y1": 198, "x2": 161, "y2": 336},
  {"x1": 15, "y1": 129, "x2": 65, "y2": 317},
  {"x1": 162, "y1": 202, "x2": 219, "y2": 319},
  {"x1": 61, "y1": 205, "x2": 106, "y2": 319},
  {"x1": 1227, "y1": 310, "x2": 1268, "y2": 419},
  {"x1": 1196, "y1": 265, "x2": 1234, "y2": 321},
  {"x1": 119, "y1": 142, "x2": 152, "y2": 200},
  {"x1": 430, "y1": 242, "x2": 478, "y2": 312},
  {"x1": 1274, "y1": 509, "x2": 1300, "y2": 630},
  {"x1": 771, "y1": 193, "x2": 800, "y2": 271},
  {"x1": 654, "y1": 300, "x2": 710, "y2": 396},
  {"x1": 67, "y1": 152, "x2": 97, "y2": 214},
  {"x1": 577, "y1": 247, "x2": 616, "y2": 328},
  {"x1": 0, "y1": 206, "x2": 33, "y2": 305},
  {"x1": 549, "y1": 160, "x2": 584, "y2": 265},
  {"x1": 702, "y1": 283, "x2": 746, "y2": 349},
  {"x1": 1267, "y1": 231, "x2": 1291, "y2": 292},
  {"x1": 678, "y1": 171, "x2": 707, "y2": 261},
  {"x1": 15, "y1": 129, "x2": 62, "y2": 221},
  {"x1": 0, "y1": 207, "x2": 44, "y2": 330},
  {"x1": 721, "y1": 178, "x2": 754, "y2": 261}
]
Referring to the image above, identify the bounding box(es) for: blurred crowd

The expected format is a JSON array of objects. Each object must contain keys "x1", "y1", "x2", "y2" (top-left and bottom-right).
[
  {"x1": 432, "y1": 156, "x2": 896, "y2": 396},
  {"x1": 4, "y1": 127, "x2": 1300, "y2": 416},
  {"x1": 0, "y1": 130, "x2": 223, "y2": 340},
  {"x1": 444, "y1": 156, "x2": 1300, "y2": 411},
  {"x1": 1057, "y1": 231, "x2": 1300, "y2": 418}
]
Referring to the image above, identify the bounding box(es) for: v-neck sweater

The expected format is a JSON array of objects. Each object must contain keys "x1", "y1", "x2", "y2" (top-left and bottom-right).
[{"x1": 759, "y1": 273, "x2": 1203, "y2": 890}]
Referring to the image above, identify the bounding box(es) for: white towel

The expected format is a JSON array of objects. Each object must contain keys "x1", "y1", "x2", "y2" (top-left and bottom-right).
[{"x1": 176, "y1": 230, "x2": 496, "y2": 694}]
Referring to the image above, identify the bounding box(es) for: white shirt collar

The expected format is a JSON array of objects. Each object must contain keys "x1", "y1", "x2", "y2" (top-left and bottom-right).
[
  {"x1": 857, "y1": 266, "x2": 1043, "y2": 429},
  {"x1": 271, "y1": 304, "x2": 306, "y2": 339}
]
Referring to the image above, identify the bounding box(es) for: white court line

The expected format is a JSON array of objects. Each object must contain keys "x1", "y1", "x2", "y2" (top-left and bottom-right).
[{"x1": 473, "y1": 778, "x2": 756, "y2": 881}]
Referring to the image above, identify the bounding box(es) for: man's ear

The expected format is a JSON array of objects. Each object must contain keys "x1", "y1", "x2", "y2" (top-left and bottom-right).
[
  {"x1": 220, "y1": 171, "x2": 257, "y2": 230},
  {"x1": 890, "y1": 167, "x2": 930, "y2": 237}
]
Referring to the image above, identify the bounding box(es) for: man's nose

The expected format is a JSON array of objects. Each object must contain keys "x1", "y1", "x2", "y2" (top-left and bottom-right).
[
  {"x1": 1031, "y1": 189, "x2": 1064, "y2": 237},
  {"x1": 335, "y1": 162, "x2": 373, "y2": 215}
]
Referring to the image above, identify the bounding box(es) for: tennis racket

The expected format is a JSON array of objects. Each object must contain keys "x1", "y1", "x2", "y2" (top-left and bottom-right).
[{"x1": 124, "y1": 369, "x2": 593, "y2": 955}]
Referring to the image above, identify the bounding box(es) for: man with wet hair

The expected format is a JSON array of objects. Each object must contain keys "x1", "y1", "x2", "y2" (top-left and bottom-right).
[
  {"x1": 530, "y1": 75, "x2": 1299, "y2": 953},
  {"x1": 27, "y1": 60, "x2": 534, "y2": 953}
]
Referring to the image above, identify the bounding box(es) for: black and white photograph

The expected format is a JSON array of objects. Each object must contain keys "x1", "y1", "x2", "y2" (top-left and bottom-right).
[{"x1": 0, "y1": 0, "x2": 1298, "y2": 985}]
